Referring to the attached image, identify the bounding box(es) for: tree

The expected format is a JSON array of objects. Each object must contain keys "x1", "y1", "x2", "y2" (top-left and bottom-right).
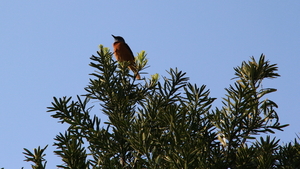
[{"x1": 20, "y1": 45, "x2": 299, "y2": 169}]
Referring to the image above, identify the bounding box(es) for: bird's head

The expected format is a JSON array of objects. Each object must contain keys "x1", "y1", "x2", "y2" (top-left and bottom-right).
[{"x1": 112, "y1": 34, "x2": 125, "y2": 43}]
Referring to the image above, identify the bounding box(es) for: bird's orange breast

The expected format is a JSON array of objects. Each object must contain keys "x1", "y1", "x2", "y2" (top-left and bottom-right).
[{"x1": 113, "y1": 42, "x2": 135, "y2": 62}]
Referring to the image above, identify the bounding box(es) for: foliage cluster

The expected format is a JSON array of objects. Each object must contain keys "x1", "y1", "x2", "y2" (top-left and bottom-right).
[{"x1": 18, "y1": 46, "x2": 299, "y2": 169}]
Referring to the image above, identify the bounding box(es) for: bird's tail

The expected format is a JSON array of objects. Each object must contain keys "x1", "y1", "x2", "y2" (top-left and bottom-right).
[
  {"x1": 129, "y1": 65, "x2": 141, "y2": 80},
  {"x1": 135, "y1": 72, "x2": 141, "y2": 80}
]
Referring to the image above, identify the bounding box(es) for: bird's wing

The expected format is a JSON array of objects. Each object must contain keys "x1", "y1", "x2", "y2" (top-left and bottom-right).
[{"x1": 125, "y1": 43, "x2": 135, "y2": 60}]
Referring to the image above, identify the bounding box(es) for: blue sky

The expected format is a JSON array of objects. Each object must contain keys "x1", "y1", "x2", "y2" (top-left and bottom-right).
[{"x1": 1, "y1": 1, "x2": 299, "y2": 168}]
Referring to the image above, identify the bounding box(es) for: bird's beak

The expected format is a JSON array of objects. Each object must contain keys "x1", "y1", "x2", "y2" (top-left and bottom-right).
[{"x1": 111, "y1": 34, "x2": 115, "y2": 38}]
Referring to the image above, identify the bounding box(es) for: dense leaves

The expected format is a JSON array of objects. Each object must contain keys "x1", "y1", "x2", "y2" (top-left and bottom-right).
[{"x1": 21, "y1": 47, "x2": 298, "y2": 169}]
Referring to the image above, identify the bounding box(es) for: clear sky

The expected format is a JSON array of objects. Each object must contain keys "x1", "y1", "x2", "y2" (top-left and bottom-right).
[{"x1": 1, "y1": 1, "x2": 299, "y2": 168}]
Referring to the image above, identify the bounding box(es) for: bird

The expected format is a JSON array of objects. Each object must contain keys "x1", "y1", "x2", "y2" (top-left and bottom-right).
[{"x1": 112, "y1": 34, "x2": 141, "y2": 80}]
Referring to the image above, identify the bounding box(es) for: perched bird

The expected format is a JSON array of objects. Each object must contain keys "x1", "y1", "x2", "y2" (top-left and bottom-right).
[{"x1": 112, "y1": 35, "x2": 141, "y2": 80}]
